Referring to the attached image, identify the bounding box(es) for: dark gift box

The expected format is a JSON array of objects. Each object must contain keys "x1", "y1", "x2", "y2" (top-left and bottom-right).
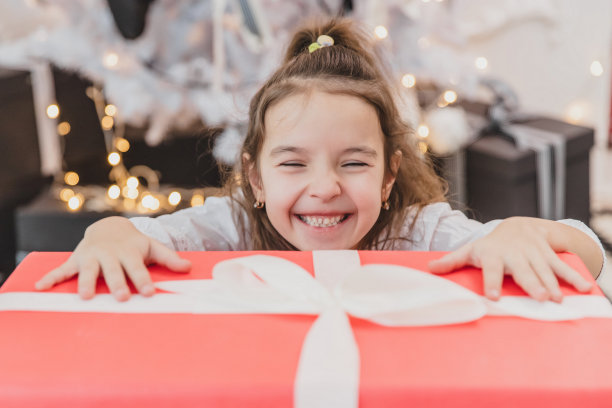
[{"x1": 463, "y1": 108, "x2": 594, "y2": 224}]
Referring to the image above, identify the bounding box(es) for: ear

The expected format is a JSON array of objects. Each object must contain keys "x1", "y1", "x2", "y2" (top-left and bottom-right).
[
  {"x1": 382, "y1": 150, "x2": 402, "y2": 200},
  {"x1": 243, "y1": 153, "x2": 265, "y2": 201}
]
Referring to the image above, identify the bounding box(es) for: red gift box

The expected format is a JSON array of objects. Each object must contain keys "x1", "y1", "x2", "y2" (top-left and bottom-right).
[{"x1": 1, "y1": 251, "x2": 611, "y2": 408}]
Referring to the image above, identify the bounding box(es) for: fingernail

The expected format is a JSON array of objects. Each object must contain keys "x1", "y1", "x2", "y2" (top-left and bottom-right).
[
  {"x1": 487, "y1": 289, "x2": 500, "y2": 300},
  {"x1": 536, "y1": 288, "x2": 549, "y2": 301},
  {"x1": 141, "y1": 284, "x2": 155, "y2": 296},
  {"x1": 114, "y1": 288, "x2": 130, "y2": 301},
  {"x1": 80, "y1": 288, "x2": 94, "y2": 300},
  {"x1": 34, "y1": 281, "x2": 44, "y2": 290},
  {"x1": 551, "y1": 291, "x2": 563, "y2": 303}
]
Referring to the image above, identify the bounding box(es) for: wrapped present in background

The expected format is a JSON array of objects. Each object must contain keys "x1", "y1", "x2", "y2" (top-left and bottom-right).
[{"x1": 461, "y1": 100, "x2": 594, "y2": 224}]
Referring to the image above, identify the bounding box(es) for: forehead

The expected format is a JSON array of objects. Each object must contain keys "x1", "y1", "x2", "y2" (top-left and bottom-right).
[{"x1": 262, "y1": 90, "x2": 384, "y2": 152}]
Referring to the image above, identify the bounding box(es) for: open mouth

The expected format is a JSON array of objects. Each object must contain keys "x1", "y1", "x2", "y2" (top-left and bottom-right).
[{"x1": 297, "y1": 214, "x2": 350, "y2": 228}]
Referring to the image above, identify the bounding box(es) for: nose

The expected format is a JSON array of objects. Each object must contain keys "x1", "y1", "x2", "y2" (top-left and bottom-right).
[{"x1": 308, "y1": 167, "x2": 342, "y2": 201}]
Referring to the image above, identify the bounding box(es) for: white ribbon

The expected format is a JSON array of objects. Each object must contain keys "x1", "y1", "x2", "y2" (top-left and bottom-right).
[{"x1": 1, "y1": 251, "x2": 611, "y2": 408}]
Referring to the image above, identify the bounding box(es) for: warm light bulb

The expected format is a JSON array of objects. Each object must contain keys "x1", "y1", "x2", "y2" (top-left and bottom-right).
[
  {"x1": 107, "y1": 184, "x2": 120, "y2": 199},
  {"x1": 59, "y1": 188, "x2": 74, "y2": 202},
  {"x1": 126, "y1": 176, "x2": 139, "y2": 189},
  {"x1": 475, "y1": 57, "x2": 488, "y2": 70},
  {"x1": 141, "y1": 194, "x2": 155, "y2": 209},
  {"x1": 67, "y1": 195, "x2": 83, "y2": 211},
  {"x1": 105, "y1": 104, "x2": 117, "y2": 116},
  {"x1": 443, "y1": 90, "x2": 457, "y2": 104},
  {"x1": 191, "y1": 194, "x2": 205, "y2": 207},
  {"x1": 374, "y1": 25, "x2": 388, "y2": 39},
  {"x1": 103, "y1": 51, "x2": 119, "y2": 68},
  {"x1": 46, "y1": 104, "x2": 60, "y2": 119},
  {"x1": 590, "y1": 60, "x2": 604, "y2": 77},
  {"x1": 150, "y1": 197, "x2": 160, "y2": 211},
  {"x1": 417, "y1": 125, "x2": 430, "y2": 138},
  {"x1": 64, "y1": 171, "x2": 79, "y2": 186},
  {"x1": 115, "y1": 137, "x2": 130, "y2": 152},
  {"x1": 168, "y1": 191, "x2": 181, "y2": 206},
  {"x1": 418, "y1": 141, "x2": 428, "y2": 154},
  {"x1": 126, "y1": 188, "x2": 139, "y2": 200},
  {"x1": 57, "y1": 121, "x2": 71, "y2": 136},
  {"x1": 108, "y1": 152, "x2": 121, "y2": 166},
  {"x1": 101, "y1": 115, "x2": 114, "y2": 130},
  {"x1": 565, "y1": 100, "x2": 589, "y2": 124},
  {"x1": 401, "y1": 74, "x2": 416, "y2": 88}
]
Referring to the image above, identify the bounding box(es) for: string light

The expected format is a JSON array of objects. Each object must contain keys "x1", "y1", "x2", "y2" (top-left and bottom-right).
[
  {"x1": 417, "y1": 124, "x2": 430, "y2": 138},
  {"x1": 115, "y1": 137, "x2": 130, "y2": 152},
  {"x1": 401, "y1": 74, "x2": 416, "y2": 88},
  {"x1": 443, "y1": 90, "x2": 457, "y2": 104},
  {"x1": 191, "y1": 194, "x2": 205, "y2": 207},
  {"x1": 46, "y1": 104, "x2": 60, "y2": 119},
  {"x1": 475, "y1": 57, "x2": 488, "y2": 70},
  {"x1": 168, "y1": 191, "x2": 181, "y2": 206},
  {"x1": 103, "y1": 51, "x2": 119, "y2": 68},
  {"x1": 418, "y1": 141, "x2": 428, "y2": 154},
  {"x1": 126, "y1": 176, "x2": 139, "y2": 189},
  {"x1": 590, "y1": 60, "x2": 604, "y2": 77},
  {"x1": 59, "y1": 188, "x2": 74, "y2": 202},
  {"x1": 101, "y1": 115, "x2": 114, "y2": 130},
  {"x1": 126, "y1": 188, "x2": 139, "y2": 199},
  {"x1": 374, "y1": 26, "x2": 388, "y2": 40},
  {"x1": 108, "y1": 152, "x2": 121, "y2": 166},
  {"x1": 565, "y1": 100, "x2": 589, "y2": 124},
  {"x1": 57, "y1": 121, "x2": 71, "y2": 136},
  {"x1": 64, "y1": 171, "x2": 79, "y2": 186},
  {"x1": 67, "y1": 195, "x2": 83, "y2": 211},
  {"x1": 104, "y1": 104, "x2": 117, "y2": 116},
  {"x1": 107, "y1": 184, "x2": 120, "y2": 199}
]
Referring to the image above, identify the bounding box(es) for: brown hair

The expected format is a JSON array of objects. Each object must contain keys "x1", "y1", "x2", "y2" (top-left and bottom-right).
[{"x1": 223, "y1": 18, "x2": 446, "y2": 250}]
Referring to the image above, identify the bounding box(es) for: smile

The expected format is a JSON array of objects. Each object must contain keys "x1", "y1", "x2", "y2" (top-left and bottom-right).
[{"x1": 297, "y1": 214, "x2": 349, "y2": 228}]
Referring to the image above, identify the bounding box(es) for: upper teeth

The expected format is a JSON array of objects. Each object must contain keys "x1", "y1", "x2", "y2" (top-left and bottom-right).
[{"x1": 300, "y1": 215, "x2": 344, "y2": 227}]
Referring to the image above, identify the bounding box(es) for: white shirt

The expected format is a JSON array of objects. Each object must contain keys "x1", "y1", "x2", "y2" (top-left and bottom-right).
[{"x1": 130, "y1": 196, "x2": 607, "y2": 282}]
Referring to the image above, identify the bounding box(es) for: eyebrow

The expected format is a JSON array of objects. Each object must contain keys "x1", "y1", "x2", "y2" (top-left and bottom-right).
[{"x1": 269, "y1": 145, "x2": 378, "y2": 157}]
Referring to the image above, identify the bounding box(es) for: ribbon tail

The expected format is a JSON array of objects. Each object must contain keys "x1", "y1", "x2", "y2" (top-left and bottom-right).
[{"x1": 294, "y1": 306, "x2": 360, "y2": 408}]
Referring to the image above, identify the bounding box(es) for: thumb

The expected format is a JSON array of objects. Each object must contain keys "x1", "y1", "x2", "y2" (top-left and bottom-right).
[
  {"x1": 148, "y1": 240, "x2": 192, "y2": 272},
  {"x1": 428, "y1": 244, "x2": 473, "y2": 274}
]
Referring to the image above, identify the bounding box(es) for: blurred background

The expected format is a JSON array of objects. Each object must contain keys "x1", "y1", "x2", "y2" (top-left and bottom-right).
[{"x1": 0, "y1": 0, "x2": 610, "y2": 295}]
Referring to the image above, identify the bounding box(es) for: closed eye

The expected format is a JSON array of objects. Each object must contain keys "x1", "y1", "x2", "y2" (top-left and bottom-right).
[
  {"x1": 342, "y1": 162, "x2": 369, "y2": 167},
  {"x1": 279, "y1": 162, "x2": 305, "y2": 167}
]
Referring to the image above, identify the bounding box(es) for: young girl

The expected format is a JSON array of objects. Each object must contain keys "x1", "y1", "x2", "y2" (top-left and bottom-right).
[{"x1": 36, "y1": 18, "x2": 605, "y2": 303}]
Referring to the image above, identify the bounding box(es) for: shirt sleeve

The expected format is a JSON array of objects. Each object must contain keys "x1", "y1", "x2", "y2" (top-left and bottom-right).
[{"x1": 129, "y1": 196, "x2": 246, "y2": 251}]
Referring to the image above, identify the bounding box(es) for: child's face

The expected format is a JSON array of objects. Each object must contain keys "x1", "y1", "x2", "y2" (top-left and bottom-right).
[{"x1": 247, "y1": 90, "x2": 396, "y2": 250}]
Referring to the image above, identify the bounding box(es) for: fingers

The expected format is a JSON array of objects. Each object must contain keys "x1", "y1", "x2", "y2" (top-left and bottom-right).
[
  {"x1": 35, "y1": 257, "x2": 79, "y2": 291},
  {"x1": 480, "y1": 256, "x2": 504, "y2": 300},
  {"x1": 528, "y1": 251, "x2": 563, "y2": 302},
  {"x1": 99, "y1": 256, "x2": 131, "y2": 302},
  {"x1": 77, "y1": 258, "x2": 101, "y2": 300},
  {"x1": 502, "y1": 253, "x2": 549, "y2": 301},
  {"x1": 428, "y1": 244, "x2": 472, "y2": 274},
  {"x1": 148, "y1": 240, "x2": 192, "y2": 272},
  {"x1": 121, "y1": 256, "x2": 155, "y2": 297},
  {"x1": 548, "y1": 255, "x2": 593, "y2": 293}
]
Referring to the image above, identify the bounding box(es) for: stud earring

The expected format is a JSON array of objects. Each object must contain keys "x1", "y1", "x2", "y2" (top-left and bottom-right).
[
  {"x1": 381, "y1": 200, "x2": 390, "y2": 210},
  {"x1": 253, "y1": 201, "x2": 265, "y2": 209}
]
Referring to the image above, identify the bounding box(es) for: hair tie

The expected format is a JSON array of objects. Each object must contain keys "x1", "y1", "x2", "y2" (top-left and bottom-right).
[{"x1": 308, "y1": 34, "x2": 334, "y2": 53}]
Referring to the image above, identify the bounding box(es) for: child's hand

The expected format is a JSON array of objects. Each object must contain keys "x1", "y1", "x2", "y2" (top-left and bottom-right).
[
  {"x1": 428, "y1": 217, "x2": 593, "y2": 302},
  {"x1": 34, "y1": 216, "x2": 191, "y2": 301}
]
